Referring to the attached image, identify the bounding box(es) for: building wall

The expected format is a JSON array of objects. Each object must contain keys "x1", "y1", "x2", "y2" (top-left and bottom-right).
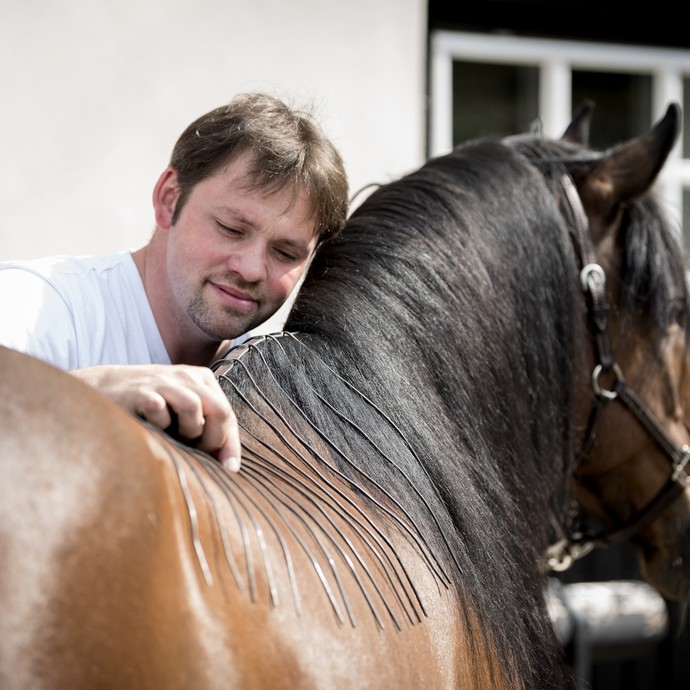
[{"x1": 0, "y1": 0, "x2": 427, "y2": 259}]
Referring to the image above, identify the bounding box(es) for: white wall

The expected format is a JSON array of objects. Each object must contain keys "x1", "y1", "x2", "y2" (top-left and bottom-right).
[{"x1": 0, "y1": 0, "x2": 427, "y2": 259}]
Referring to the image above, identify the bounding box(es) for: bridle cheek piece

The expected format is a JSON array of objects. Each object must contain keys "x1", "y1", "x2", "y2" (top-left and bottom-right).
[{"x1": 547, "y1": 174, "x2": 690, "y2": 572}]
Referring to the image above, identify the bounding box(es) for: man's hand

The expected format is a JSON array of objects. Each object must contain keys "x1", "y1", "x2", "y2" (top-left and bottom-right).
[{"x1": 72, "y1": 364, "x2": 241, "y2": 471}]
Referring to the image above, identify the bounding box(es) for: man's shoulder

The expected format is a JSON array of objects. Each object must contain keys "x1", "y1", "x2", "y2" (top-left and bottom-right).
[
  {"x1": 0, "y1": 251, "x2": 138, "y2": 292},
  {"x1": 0, "y1": 250, "x2": 131, "y2": 275},
  {"x1": 0, "y1": 251, "x2": 162, "y2": 368}
]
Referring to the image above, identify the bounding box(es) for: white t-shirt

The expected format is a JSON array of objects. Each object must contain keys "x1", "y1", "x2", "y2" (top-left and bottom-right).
[{"x1": 0, "y1": 251, "x2": 170, "y2": 370}]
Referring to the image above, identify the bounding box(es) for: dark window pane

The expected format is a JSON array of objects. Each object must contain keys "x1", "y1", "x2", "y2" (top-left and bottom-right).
[
  {"x1": 452, "y1": 61, "x2": 539, "y2": 145},
  {"x1": 683, "y1": 77, "x2": 690, "y2": 159},
  {"x1": 572, "y1": 71, "x2": 651, "y2": 149},
  {"x1": 683, "y1": 188, "x2": 690, "y2": 264}
]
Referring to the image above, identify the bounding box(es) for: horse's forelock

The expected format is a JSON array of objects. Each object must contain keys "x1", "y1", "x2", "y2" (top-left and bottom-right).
[{"x1": 621, "y1": 197, "x2": 689, "y2": 342}]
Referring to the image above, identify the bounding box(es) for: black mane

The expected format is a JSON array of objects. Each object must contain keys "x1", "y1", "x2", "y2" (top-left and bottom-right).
[
  {"x1": 290, "y1": 139, "x2": 580, "y2": 544},
  {"x1": 217, "y1": 134, "x2": 686, "y2": 689}
]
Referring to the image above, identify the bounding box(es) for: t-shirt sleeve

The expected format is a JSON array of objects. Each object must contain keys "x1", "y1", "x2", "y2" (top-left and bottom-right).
[{"x1": 0, "y1": 268, "x2": 79, "y2": 369}]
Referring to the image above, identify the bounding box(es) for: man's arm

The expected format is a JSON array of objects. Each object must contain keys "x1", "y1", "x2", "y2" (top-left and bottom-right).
[
  {"x1": 0, "y1": 266, "x2": 242, "y2": 470},
  {"x1": 72, "y1": 364, "x2": 241, "y2": 472}
]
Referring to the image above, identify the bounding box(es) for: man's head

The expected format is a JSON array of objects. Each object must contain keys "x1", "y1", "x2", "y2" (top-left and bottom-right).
[
  {"x1": 146, "y1": 93, "x2": 349, "y2": 354},
  {"x1": 169, "y1": 92, "x2": 349, "y2": 244}
]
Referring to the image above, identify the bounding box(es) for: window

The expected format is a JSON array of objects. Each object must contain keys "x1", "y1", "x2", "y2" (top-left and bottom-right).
[{"x1": 429, "y1": 31, "x2": 690, "y2": 253}]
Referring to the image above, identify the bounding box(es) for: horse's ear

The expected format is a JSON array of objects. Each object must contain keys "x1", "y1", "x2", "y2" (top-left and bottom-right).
[
  {"x1": 569, "y1": 103, "x2": 680, "y2": 246},
  {"x1": 589, "y1": 102, "x2": 681, "y2": 202},
  {"x1": 562, "y1": 100, "x2": 595, "y2": 145}
]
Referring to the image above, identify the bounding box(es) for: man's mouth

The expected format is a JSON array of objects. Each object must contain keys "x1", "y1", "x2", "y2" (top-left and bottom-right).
[{"x1": 210, "y1": 282, "x2": 258, "y2": 312}]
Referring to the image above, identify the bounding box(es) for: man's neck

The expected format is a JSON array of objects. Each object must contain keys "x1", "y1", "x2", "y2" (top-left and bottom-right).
[
  {"x1": 132, "y1": 242, "x2": 225, "y2": 367},
  {"x1": 169, "y1": 339, "x2": 231, "y2": 367}
]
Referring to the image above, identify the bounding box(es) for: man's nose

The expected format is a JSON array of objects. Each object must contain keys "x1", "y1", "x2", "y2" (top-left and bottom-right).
[{"x1": 226, "y1": 240, "x2": 267, "y2": 283}]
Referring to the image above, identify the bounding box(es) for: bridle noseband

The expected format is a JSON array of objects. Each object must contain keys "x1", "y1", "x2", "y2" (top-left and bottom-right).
[{"x1": 547, "y1": 174, "x2": 690, "y2": 572}]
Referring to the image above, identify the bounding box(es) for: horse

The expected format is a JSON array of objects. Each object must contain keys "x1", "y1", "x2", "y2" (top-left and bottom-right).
[{"x1": 1, "y1": 102, "x2": 689, "y2": 690}]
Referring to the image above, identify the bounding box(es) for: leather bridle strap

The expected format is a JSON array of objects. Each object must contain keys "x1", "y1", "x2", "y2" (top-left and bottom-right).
[
  {"x1": 547, "y1": 174, "x2": 690, "y2": 571},
  {"x1": 561, "y1": 174, "x2": 614, "y2": 371},
  {"x1": 560, "y1": 174, "x2": 616, "y2": 465},
  {"x1": 597, "y1": 378, "x2": 690, "y2": 543}
]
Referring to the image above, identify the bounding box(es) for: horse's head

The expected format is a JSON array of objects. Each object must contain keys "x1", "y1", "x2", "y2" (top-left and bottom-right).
[{"x1": 514, "y1": 103, "x2": 690, "y2": 602}]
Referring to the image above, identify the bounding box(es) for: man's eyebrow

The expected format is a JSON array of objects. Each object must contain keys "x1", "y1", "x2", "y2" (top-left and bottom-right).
[
  {"x1": 276, "y1": 237, "x2": 312, "y2": 254},
  {"x1": 216, "y1": 205, "x2": 316, "y2": 252},
  {"x1": 216, "y1": 207, "x2": 257, "y2": 228}
]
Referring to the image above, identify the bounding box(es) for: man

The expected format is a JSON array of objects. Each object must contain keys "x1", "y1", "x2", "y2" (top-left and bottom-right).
[{"x1": 0, "y1": 92, "x2": 349, "y2": 471}]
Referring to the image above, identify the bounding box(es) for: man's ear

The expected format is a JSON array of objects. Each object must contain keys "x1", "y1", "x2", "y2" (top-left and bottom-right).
[{"x1": 152, "y1": 167, "x2": 181, "y2": 230}]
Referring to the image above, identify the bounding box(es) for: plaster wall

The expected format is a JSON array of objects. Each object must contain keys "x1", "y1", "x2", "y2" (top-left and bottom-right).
[{"x1": 0, "y1": 0, "x2": 427, "y2": 259}]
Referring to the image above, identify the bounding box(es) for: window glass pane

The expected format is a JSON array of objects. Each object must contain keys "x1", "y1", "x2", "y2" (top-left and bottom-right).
[
  {"x1": 683, "y1": 77, "x2": 690, "y2": 158},
  {"x1": 571, "y1": 71, "x2": 651, "y2": 150},
  {"x1": 452, "y1": 61, "x2": 539, "y2": 145},
  {"x1": 683, "y1": 189, "x2": 690, "y2": 265}
]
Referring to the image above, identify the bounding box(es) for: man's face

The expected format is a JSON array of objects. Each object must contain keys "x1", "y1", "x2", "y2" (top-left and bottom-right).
[{"x1": 165, "y1": 154, "x2": 318, "y2": 341}]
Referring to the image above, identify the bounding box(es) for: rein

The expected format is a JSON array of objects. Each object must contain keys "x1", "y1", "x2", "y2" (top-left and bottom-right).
[{"x1": 547, "y1": 174, "x2": 690, "y2": 571}]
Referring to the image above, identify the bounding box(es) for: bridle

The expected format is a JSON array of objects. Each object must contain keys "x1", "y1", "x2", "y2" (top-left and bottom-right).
[{"x1": 546, "y1": 173, "x2": 690, "y2": 571}]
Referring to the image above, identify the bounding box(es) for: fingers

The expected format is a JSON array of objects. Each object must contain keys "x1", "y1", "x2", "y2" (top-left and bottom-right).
[
  {"x1": 160, "y1": 369, "x2": 242, "y2": 471},
  {"x1": 208, "y1": 406, "x2": 242, "y2": 473},
  {"x1": 134, "y1": 390, "x2": 173, "y2": 430},
  {"x1": 147, "y1": 384, "x2": 206, "y2": 440},
  {"x1": 72, "y1": 364, "x2": 242, "y2": 471},
  {"x1": 192, "y1": 376, "x2": 242, "y2": 472}
]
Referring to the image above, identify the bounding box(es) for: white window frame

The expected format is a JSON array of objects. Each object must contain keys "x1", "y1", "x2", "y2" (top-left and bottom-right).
[{"x1": 429, "y1": 30, "x2": 690, "y2": 229}]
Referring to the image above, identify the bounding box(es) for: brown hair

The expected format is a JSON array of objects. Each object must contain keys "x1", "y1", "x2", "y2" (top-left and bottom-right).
[{"x1": 169, "y1": 93, "x2": 349, "y2": 242}]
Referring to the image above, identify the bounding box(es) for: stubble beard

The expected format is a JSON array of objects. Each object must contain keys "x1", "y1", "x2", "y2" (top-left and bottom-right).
[{"x1": 187, "y1": 289, "x2": 259, "y2": 342}]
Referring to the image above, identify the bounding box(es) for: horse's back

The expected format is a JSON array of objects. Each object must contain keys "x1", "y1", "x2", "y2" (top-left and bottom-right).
[
  {"x1": 0, "y1": 347, "x2": 236, "y2": 689},
  {"x1": 0, "y1": 346, "x2": 516, "y2": 689}
]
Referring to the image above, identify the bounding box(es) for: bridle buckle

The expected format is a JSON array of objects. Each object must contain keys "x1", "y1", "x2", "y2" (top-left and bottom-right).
[
  {"x1": 579, "y1": 262, "x2": 606, "y2": 293},
  {"x1": 672, "y1": 445, "x2": 690, "y2": 486}
]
